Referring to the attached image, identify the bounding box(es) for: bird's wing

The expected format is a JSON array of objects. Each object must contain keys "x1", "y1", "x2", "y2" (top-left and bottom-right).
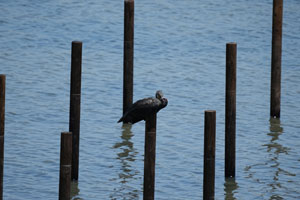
[
  {"x1": 120, "y1": 98, "x2": 160, "y2": 124},
  {"x1": 132, "y1": 97, "x2": 160, "y2": 109}
]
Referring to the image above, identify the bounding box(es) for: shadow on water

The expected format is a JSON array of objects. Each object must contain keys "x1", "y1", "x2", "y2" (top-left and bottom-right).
[
  {"x1": 224, "y1": 177, "x2": 239, "y2": 200},
  {"x1": 110, "y1": 124, "x2": 140, "y2": 200}
]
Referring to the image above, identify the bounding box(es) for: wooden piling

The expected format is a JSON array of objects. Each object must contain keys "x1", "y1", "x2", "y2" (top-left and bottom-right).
[
  {"x1": 0, "y1": 75, "x2": 5, "y2": 200},
  {"x1": 225, "y1": 43, "x2": 237, "y2": 178},
  {"x1": 59, "y1": 132, "x2": 72, "y2": 200},
  {"x1": 143, "y1": 113, "x2": 157, "y2": 200},
  {"x1": 270, "y1": 0, "x2": 283, "y2": 118},
  {"x1": 69, "y1": 41, "x2": 82, "y2": 181},
  {"x1": 203, "y1": 110, "x2": 216, "y2": 200},
  {"x1": 123, "y1": 0, "x2": 134, "y2": 115}
]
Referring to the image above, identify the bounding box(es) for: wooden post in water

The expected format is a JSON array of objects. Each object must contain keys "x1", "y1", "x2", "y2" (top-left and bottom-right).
[
  {"x1": 143, "y1": 113, "x2": 157, "y2": 200},
  {"x1": 270, "y1": 0, "x2": 283, "y2": 118},
  {"x1": 59, "y1": 132, "x2": 72, "y2": 200},
  {"x1": 225, "y1": 43, "x2": 237, "y2": 178},
  {"x1": 0, "y1": 75, "x2": 5, "y2": 200},
  {"x1": 69, "y1": 41, "x2": 82, "y2": 181},
  {"x1": 203, "y1": 110, "x2": 216, "y2": 200},
  {"x1": 123, "y1": 0, "x2": 134, "y2": 115}
]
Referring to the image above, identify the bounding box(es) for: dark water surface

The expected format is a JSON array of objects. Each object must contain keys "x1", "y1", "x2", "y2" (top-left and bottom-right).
[{"x1": 1, "y1": 0, "x2": 300, "y2": 199}]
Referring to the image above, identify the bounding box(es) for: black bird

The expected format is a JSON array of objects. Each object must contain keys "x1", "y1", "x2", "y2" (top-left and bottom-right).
[{"x1": 118, "y1": 90, "x2": 168, "y2": 124}]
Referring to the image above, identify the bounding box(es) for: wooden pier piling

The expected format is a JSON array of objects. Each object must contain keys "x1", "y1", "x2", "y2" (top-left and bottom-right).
[
  {"x1": 0, "y1": 75, "x2": 5, "y2": 200},
  {"x1": 123, "y1": 0, "x2": 134, "y2": 115},
  {"x1": 203, "y1": 110, "x2": 216, "y2": 200},
  {"x1": 143, "y1": 113, "x2": 157, "y2": 200},
  {"x1": 59, "y1": 132, "x2": 72, "y2": 200},
  {"x1": 270, "y1": 0, "x2": 283, "y2": 118},
  {"x1": 69, "y1": 41, "x2": 82, "y2": 181},
  {"x1": 225, "y1": 43, "x2": 237, "y2": 178}
]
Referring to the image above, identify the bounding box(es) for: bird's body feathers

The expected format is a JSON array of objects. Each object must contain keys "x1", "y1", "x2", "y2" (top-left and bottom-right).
[{"x1": 118, "y1": 91, "x2": 168, "y2": 124}]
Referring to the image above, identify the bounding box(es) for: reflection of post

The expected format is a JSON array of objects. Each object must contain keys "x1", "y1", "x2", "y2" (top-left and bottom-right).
[
  {"x1": 244, "y1": 119, "x2": 291, "y2": 198},
  {"x1": 70, "y1": 181, "x2": 80, "y2": 199},
  {"x1": 224, "y1": 177, "x2": 238, "y2": 200},
  {"x1": 266, "y1": 118, "x2": 284, "y2": 153},
  {"x1": 264, "y1": 118, "x2": 290, "y2": 197},
  {"x1": 143, "y1": 114, "x2": 157, "y2": 200},
  {"x1": 114, "y1": 124, "x2": 136, "y2": 182},
  {"x1": 111, "y1": 124, "x2": 139, "y2": 199},
  {"x1": 269, "y1": 118, "x2": 283, "y2": 134}
]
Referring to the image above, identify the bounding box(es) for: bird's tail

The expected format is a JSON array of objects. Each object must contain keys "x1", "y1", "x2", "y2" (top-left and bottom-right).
[{"x1": 117, "y1": 117, "x2": 123, "y2": 123}]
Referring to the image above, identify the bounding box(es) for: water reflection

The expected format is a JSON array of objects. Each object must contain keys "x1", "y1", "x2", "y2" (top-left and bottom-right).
[
  {"x1": 243, "y1": 118, "x2": 296, "y2": 199},
  {"x1": 224, "y1": 177, "x2": 239, "y2": 200},
  {"x1": 110, "y1": 124, "x2": 140, "y2": 199},
  {"x1": 71, "y1": 181, "x2": 83, "y2": 200},
  {"x1": 262, "y1": 118, "x2": 288, "y2": 199}
]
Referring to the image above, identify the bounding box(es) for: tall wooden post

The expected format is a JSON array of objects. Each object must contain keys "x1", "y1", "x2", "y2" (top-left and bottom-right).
[
  {"x1": 225, "y1": 43, "x2": 237, "y2": 178},
  {"x1": 143, "y1": 113, "x2": 157, "y2": 200},
  {"x1": 123, "y1": 0, "x2": 134, "y2": 115},
  {"x1": 69, "y1": 41, "x2": 82, "y2": 180},
  {"x1": 203, "y1": 110, "x2": 216, "y2": 200},
  {"x1": 270, "y1": 0, "x2": 283, "y2": 118},
  {"x1": 59, "y1": 132, "x2": 72, "y2": 200},
  {"x1": 0, "y1": 75, "x2": 5, "y2": 200}
]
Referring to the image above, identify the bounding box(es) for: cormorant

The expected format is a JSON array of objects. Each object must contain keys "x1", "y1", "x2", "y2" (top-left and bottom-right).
[{"x1": 118, "y1": 90, "x2": 168, "y2": 124}]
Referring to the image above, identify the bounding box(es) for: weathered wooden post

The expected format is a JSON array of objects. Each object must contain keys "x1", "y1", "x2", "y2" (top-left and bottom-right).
[
  {"x1": 0, "y1": 75, "x2": 5, "y2": 200},
  {"x1": 143, "y1": 113, "x2": 157, "y2": 200},
  {"x1": 69, "y1": 41, "x2": 82, "y2": 180},
  {"x1": 225, "y1": 43, "x2": 237, "y2": 178},
  {"x1": 270, "y1": 0, "x2": 283, "y2": 118},
  {"x1": 59, "y1": 132, "x2": 72, "y2": 200},
  {"x1": 123, "y1": 0, "x2": 134, "y2": 116},
  {"x1": 203, "y1": 110, "x2": 216, "y2": 200}
]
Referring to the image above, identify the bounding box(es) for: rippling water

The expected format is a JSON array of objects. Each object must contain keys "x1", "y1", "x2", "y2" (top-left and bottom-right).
[{"x1": 1, "y1": 0, "x2": 300, "y2": 199}]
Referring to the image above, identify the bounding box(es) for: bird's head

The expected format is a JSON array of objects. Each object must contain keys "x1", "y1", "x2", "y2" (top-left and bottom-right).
[
  {"x1": 155, "y1": 90, "x2": 164, "y2": 100},
  {"x1": 156, "y1": 90, "x2": 168, "y2": 109},
  {"x1": 161, "y1": 97, "x2": 168, "y2": 108}
]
